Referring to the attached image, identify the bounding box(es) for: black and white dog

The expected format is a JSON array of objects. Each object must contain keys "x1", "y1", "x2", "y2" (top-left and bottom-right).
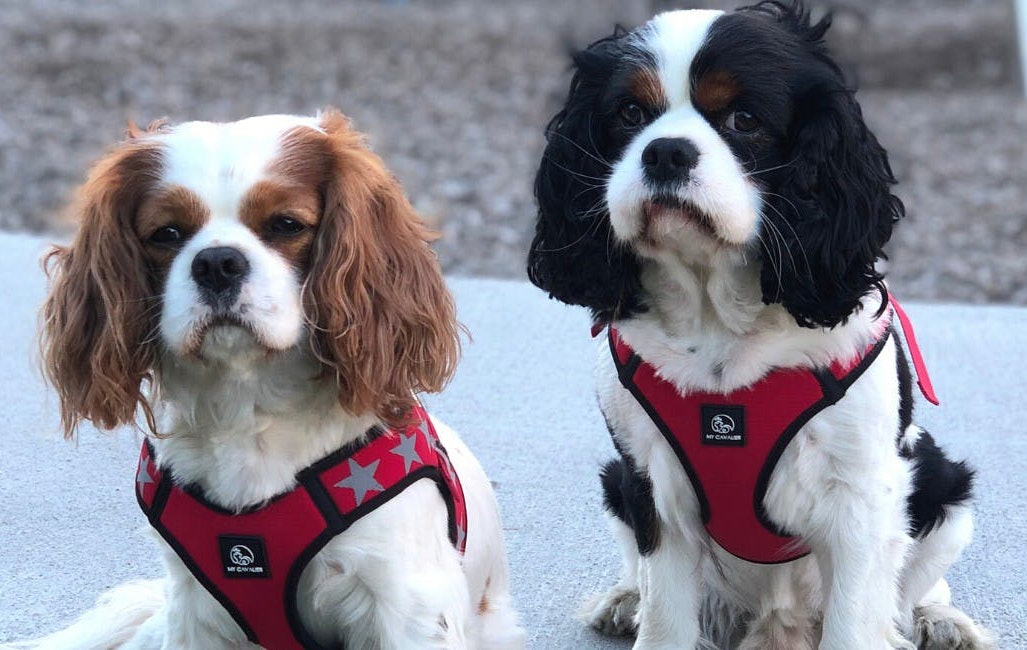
[{"x1": 528, "y1": 3, "x2": 992, "y2": 649}]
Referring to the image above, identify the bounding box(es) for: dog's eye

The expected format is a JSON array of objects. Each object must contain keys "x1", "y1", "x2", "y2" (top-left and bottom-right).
[
  {"x1": 267, "y1": 215, "x2": 306, "y2": 237},
  {"x1": 618, "y1": 102, "x2": 650, "y2": 129},
  {"x1": 724, "y1": 110, "x2": 761, "y2": 134},
  {"x1": 149, "y1": 225, "x2": 184, "y2": 248}
]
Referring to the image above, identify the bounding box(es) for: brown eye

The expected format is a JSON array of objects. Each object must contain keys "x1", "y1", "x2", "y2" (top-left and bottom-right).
[
  {"x1": 267, "y1": 214, "x2": 306, "y2": 237},
  {"x1": 619, "y1": 102, "x2": 650, "y2": 129},
  {"x1": 148, "y1": 225, "x2": 184, "y2": 248},
  {"x1": 724, "y1": 110, "x2": 760, "y2": 134}
]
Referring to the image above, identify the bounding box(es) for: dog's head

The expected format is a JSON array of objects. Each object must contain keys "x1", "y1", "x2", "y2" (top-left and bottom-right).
[
  {"x1": 529, "y1": 1, "x2": 902, "y2": 329},
  {"x1": 42, "y1": 110, "x2": 459, "y2": 437}
]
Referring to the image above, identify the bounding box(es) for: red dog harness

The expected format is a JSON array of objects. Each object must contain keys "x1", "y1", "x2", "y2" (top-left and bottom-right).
[
  {"x1": 606, "y1": 298, "x2": 936, "y2": 564},
  {"x1": 135, "y1": 406, "x2": 467, "y2": 650}
]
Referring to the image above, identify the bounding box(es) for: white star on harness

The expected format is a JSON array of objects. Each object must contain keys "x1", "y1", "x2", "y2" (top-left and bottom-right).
[
  {"x1": 390, "y1": 432, "x2": 422, "y2": 473},
  {"x1": 334, "y1": 458, "x2": 384, "y2": 506},
  {"x1": 136, "y1": 461, "x2": 154, "y2": 491}
]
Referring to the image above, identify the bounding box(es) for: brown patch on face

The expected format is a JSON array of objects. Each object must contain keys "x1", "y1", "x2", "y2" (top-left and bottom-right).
[
  {"x1": 136, "y1": 185, "x2": 209, "y2": 269},
  {"x1": 629, "y1": 66, "x2": 666, "y2": 109},
  {"x1": 238, "y1": 179, "x2": 321, "y2": 271},
  {"x1": 693, "y1": 69, "x2": 739, "y2": 114}
]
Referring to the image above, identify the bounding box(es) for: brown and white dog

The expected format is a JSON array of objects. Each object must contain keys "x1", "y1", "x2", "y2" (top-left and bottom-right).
[{"x1": 19, "y1": 110, "x2": 523, "y2": 649}]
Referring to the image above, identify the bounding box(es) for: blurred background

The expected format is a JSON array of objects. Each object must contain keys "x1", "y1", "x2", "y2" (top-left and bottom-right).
[{"x1": 1, "y1": 0, "x2": 1024, "y2": 303}]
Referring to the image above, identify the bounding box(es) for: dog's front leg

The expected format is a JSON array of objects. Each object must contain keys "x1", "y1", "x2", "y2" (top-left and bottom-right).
[
  {"x1": 633, "y1": 525, "x2": 703, "y2": 650},
  {"x1": 810, "y1": 505, "x2": 912, "y2": 650},
  {"x1": 336, "y1": 566, "x2": 472, "y2": 650},
  {"x1": 158, "y1": 547, "x2": 256, "y2": 649}
]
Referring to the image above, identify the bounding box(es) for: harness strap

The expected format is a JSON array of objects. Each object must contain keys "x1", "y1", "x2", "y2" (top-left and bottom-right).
[
  {"x1": 136, "y1": 407, "x2": 466, "y2": 650},
  {"x1": 889, "y1": 297, "x2": 940, "y2": 405}
]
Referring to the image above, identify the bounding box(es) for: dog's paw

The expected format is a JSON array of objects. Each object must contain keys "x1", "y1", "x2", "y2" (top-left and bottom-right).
[
  {"x1": 579, "y1": 585, "x2": 640, "y2": 637},
  {"x1": 736, "y1": 609, "x2": 815, "y2": 650},
  {"x1": 913, "y1": 604, "x2": 996, "y2": 650}
]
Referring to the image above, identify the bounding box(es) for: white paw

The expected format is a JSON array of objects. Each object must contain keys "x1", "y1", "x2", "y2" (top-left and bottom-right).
[
  {"x1": 913, "y1": 604, "x2": 996, "y2": 650},
  {"x1": 579, "y1": 584, "x2": 640, "y2": 637}
]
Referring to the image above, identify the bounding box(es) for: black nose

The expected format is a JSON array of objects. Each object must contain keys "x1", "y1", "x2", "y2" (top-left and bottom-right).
[
  {"x1": 641, "y1": 137, "x2": 700, "y2": 184},
  {"x1": 191, "y1": 246, "x2": 250, "y2": 304}
]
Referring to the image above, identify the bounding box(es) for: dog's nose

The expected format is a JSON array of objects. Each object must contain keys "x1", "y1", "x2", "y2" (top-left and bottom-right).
[
  {"x1": 191, "y1": 246, "x2": 250, "y2": 304},
  {"x1": 641, "y1": 138, "x2": 700, "y2": 184}
]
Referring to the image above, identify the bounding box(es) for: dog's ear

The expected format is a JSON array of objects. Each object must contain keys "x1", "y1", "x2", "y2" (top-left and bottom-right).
[
  {"x1": 528, "y1": 33, "x2": 645, "y2": 325},
  {"x1": 304, "y1": 110, "x2": 460, "y2": 427},
  {"x1": 758, "y1": 8, "x2": 903, "y2": 328},
  {"x1": 41, "y1": 137, "x2": 164, "y2": 438}
]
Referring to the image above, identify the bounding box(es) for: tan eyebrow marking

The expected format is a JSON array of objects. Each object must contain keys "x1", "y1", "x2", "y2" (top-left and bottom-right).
[
  {"x1": 136, "y1": 185, "x2": 209, "y2": 238},
  {"x1": 238, "y1": 180, "x2": 319, "y2": 233},
  {"x1": 693, "y1": 69, "x2": 739, "y2": 114},
  {"x1": 238, "y1": 178, "x2": 320, "y2": 271},
  {"x1": 629, "y1": 66, "x2": 667, "y2": 108}
]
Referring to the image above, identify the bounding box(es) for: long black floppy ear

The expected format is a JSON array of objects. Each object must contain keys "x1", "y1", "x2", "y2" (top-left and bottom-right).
[
  {"x1": 757, "y1": 5, "x2": 904, "y2": 329},
  {"x1": 527, "y1": 31, "x2": 645, "y2": 324}
]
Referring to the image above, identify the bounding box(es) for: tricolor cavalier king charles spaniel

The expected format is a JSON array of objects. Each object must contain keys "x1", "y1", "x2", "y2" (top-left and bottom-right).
[
  {"x1": 22, "y1": 110, "x2": 523, "y2": 649},
  {"x1": 529, "y1": 3, "x2": 992, "y2": 649}
]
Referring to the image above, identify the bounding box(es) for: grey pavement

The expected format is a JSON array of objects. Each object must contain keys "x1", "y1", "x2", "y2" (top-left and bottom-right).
[{"x1": 0, "y1": 232, "x2": 1024, "y2": 648}]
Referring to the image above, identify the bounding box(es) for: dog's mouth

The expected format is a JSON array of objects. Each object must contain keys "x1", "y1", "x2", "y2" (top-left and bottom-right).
[
  {"x1": 183, "y1": 311, "x2": 277, "y2": 361},
  {"x1": 641, "y1": 196, "x2": 718, "y2": 240}
]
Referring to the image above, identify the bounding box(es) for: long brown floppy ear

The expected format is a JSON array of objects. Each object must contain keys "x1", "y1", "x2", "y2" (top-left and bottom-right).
[
  {"x1": 40, "y1": 134, "x2": 164, "y2": 438},
  {"x1": 304, "y1": 110, "x2": 460, "y2": 426}
]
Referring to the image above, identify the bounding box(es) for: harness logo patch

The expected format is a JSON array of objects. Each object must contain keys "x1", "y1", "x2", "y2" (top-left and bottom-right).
[
  {"x1": 701, "y1": 405, "x2": 746, "y2": 446},
  {"x1": 219, "y1": 535, "x2": 270, "y2": 579}
]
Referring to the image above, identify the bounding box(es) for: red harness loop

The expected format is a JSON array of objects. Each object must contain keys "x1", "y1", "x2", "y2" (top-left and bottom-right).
[
  {"x1": 605, "y1": 307, "x2": 925, "y2": 564},
  {"x1": 135, "y1": 406, "x2": 466, "y2": 650}
]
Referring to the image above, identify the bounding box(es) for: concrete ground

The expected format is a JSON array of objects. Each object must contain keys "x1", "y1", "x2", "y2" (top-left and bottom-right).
[{"x1": 0, "y1": 232, "x2": 1024, "y2": 647}]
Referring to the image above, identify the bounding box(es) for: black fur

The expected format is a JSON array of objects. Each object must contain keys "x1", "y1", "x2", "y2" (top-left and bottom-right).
[
  {"x1": 894, "y1": 327, "x2": 915, "y2": 438},
  {"x1": 904, "y1": 430, "x2": 975, "y2": 538},
  {"x1": 528, "y1": 30, "x2": 648, "y2": 325},
  {"x1": 703, "y1": 2, "x2": 905, "y2": 328},
  {"x1": 601, "y1": 458, "x2": 661, "y2": 556},
  {"x1": 890, "y1": 322, "x2": 973, "y2": 537},
  {"x1": 602, "y1": 415, "x2": 660, "y2": 555},
  {"x1": 528, "y1": 0, "x2": 905, "y2": 330}
]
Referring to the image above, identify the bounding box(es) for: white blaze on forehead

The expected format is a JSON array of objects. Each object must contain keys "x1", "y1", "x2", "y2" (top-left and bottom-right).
[
  {"x1": 157, "y1": 114, "x2": 323, "y2": 218},
  {"x1": 645, "y1": 10, "x2": 723, "y2": 107}
]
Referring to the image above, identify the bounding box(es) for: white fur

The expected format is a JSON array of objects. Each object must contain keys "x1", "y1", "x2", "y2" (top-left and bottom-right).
[
  {"x1": 586, "y1": 10, "x2": 990, "y2": 650},
  {"x1": 12, "y1": 116, "x2": 524, "y2": 650}
]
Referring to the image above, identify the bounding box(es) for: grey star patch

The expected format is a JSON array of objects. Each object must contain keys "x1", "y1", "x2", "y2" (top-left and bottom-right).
[
  {"x1": 334, "y1": 458, "x2": 384, "y2": 505},
  {"x1": 136, "y1": 462, "x2": 154, "y2": 491},
  {"x1": 390, "y1": 432, "x2": 422, "y2": 473}
]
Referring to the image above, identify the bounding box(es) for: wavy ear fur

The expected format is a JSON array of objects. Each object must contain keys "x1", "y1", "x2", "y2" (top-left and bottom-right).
[
  {"x1": 305, "y1": 111, "x2": 459, "y2": 427},
  {"x1": 754, "y1": 2, "x2": 904, "y2": 328},
  {"x1": 41, "y1": 136, "x2": 164, "y2": 438},
  {"x1": 528, "y1": 33, "x2": 645, "y2": 324}
]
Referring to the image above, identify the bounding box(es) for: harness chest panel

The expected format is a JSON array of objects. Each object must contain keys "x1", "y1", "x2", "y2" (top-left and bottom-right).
[
  {"x1": 609, "y1": 325, "x2": 890, "y2": 564},
  {"x1": 135, "y1": 406, "x2": 467, "y2": 650}
]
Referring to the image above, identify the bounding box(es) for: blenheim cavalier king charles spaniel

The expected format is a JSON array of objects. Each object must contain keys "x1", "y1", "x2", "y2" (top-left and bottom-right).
[
  {"x1": 22, "y1": 110, "x2": 523, "y2": 649},
  {"x1": 529, "y1": 3, "x2": 992, "y2": 649}
]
